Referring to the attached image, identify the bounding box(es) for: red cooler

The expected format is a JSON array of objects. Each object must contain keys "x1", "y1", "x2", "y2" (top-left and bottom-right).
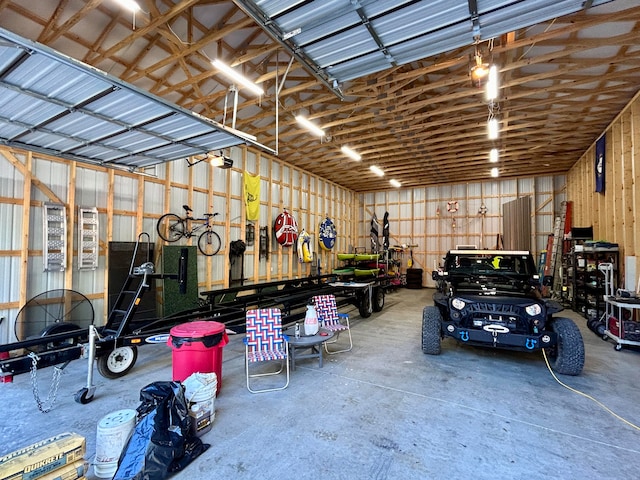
[{"x1": 168, "y1": 321, "x2": 228, "y2": 394}]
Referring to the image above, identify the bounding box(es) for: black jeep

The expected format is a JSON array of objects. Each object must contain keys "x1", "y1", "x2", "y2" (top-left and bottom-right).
[{"x1": 424, "y1": 249, "x2": 585, "y2": 375}]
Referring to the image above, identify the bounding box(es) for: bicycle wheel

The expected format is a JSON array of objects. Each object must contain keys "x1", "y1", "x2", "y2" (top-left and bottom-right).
[
  {"x1": 198, "y1": 230, "x2": 222, "y2": 256},
  {"x1": 157, "y1": 213, "x2": 185, "y2": 242}
]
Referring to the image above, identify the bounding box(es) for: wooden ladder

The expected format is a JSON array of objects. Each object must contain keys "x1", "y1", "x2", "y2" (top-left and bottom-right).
[{"x1": 549, "y1": 201, "x2": 568, "y2": 298}]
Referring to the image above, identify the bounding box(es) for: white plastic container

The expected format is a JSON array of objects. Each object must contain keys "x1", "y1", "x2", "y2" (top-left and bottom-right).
[
  {"x1": 183, "y1": 372, "x2": 217, "y2": 436},
  {"x1": 304, "y1": 304, "x2": 319, "y2": 336},
  {"x1": 94, "y1": 408, "x2": 137, "y2": 479}
]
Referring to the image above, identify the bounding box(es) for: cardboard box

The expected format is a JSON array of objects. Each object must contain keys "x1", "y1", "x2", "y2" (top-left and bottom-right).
[{"x1": 0, "y1": 433, "x2": 85, "y2": 480}]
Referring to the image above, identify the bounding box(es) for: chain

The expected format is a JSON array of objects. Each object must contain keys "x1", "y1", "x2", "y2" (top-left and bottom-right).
[{"x1": 28, "y1": 352, "x2": 63, "y2": 413}]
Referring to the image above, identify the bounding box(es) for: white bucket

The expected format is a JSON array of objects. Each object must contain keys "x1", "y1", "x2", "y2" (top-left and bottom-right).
[
  {"x1": 94, "y1": 408, "x2": 137, "y2": 479},
  {"x1": 183, "y1": 372, "x2": 217, "y2": 436}
]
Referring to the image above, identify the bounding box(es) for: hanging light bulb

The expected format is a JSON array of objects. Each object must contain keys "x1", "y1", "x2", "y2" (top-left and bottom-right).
[
  {"x1": 489, "y1": 148, "x2": 499, "y2": 163},
  {"x1": 490, "y1": 167, "x2": 499, "y2": 178}
]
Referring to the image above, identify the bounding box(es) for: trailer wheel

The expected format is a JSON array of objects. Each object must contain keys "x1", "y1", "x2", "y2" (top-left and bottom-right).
[
  {"x1": 97, "y1": 346, "x2": 138, "y2": 379},
  {"x1": 74, "y1": 387, "x2": 94, "y2": 404},
  {"x1": 38, "y1": 322, "x2": 83, "y2": 352},
  {"x1": 372, "y1": 287, "x2": 385, "y2": 312},
  {"x1": 358, "y1": 291, "x2": 372, "y2": 318}
]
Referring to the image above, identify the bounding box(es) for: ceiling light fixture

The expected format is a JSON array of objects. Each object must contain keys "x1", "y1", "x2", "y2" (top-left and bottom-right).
[
  {"x1": 487, "y1": 118, "x2": 499, "y2": 140},
  {"x1": 295, "y1": 115, "x2": 325, "y2": 137},
  {"x1": 341, "y1": 145, "x2": 361, "y2": 161},
  {"x1": 486, "y1": 65, "x2": 499, "y2": 101},
  {"x1": 114, "y1": 0, "x2": 141, "y2": 12},
  {"x1": 470, "y1": 43, "x2": 490, "y2": 85},
  {"x1": 390, "y1": 179, "x2": 401, "y2": 188},
  {"x1": 489, "y1": 148, "x2": 499, "y2": 163},
  {"x1": 212, "y1": 59, "x2": 264, "y2": 96},
  {"x1": 490, "y1": 167, "x2": 499, "y2": 178},
  {"x1": 370, "y1": 165, "x2": 384, "y2": 177}
]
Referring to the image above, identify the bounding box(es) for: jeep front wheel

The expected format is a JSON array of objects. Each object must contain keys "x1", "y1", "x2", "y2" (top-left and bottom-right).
[
  {"x1": 544, "y1": 317, "x2": 585, "y2": 376},
  {"x1": 422, "y1": 306, "x2": 442, "y2": 355}
]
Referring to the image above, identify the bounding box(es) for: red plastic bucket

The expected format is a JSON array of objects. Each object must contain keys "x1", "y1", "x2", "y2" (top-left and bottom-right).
[{"x1": 168, "y1": 321, "x2": 228, "y2": 394}]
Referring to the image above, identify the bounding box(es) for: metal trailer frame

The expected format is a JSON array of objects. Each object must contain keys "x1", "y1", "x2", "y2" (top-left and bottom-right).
[{"x1": 0, "y1": 234, "x2": 389, "y2": 404}]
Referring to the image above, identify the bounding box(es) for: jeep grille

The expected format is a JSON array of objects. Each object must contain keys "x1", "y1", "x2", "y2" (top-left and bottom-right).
[{"x1": 458, "y1": 302, "x2": 532, "y2": 334}]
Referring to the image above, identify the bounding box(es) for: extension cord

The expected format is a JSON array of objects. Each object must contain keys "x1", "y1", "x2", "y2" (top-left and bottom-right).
[{"x1": 542, "y1": 349, "x2": 640, "y2": 431}]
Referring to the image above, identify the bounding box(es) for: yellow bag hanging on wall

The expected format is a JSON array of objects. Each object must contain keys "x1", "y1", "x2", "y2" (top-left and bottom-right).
[{"x1": 243, "y1": 171, "x2": 260, "y2": 221}]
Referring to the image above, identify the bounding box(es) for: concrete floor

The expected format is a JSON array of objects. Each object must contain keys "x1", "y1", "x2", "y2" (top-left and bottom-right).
[{"x1": 2, "y1": 287, "x2": 640, "y2": 480}]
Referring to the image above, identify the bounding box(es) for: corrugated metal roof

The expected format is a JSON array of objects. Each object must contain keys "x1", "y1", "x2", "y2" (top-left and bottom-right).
[
  {"x1": 244, "y1": 0, "x2": 616, "y2": 83},
  {"x1": 0, "y1": 28, "x2": 274, "y2": 170}
]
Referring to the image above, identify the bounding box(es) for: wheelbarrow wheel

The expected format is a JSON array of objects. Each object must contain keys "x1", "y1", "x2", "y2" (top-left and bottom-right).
[{"x1": 97, "y1": 346, "x2": 138, "y2": 379}]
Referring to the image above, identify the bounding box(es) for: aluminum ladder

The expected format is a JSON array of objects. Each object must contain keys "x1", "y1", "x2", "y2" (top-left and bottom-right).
[
  {"x1": 78, "y1": 207, "x2": 99, "y2": 270},
  {"x1": 43, "y1": 202, "x2": 67, "y2": 272}
]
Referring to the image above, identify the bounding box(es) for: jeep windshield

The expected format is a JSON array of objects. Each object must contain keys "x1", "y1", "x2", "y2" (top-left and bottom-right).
[{"x1": 443, "y1": 250, "x2": 540, "y2": 293}]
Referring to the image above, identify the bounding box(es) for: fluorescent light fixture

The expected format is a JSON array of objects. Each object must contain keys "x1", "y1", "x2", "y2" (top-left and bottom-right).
[
  {"x1": 489, "y1": 148, "x2": 499, "y2": 163},
  {"x1": 488, "y1": 118, "x2": 499, "y2": 140},
  {"x1": 486, "y1": 65, "x2": 498, "y2": 101},
  {"x1": 390, "y1": 179, "x2": 401, "y2": 188},
  {"x1": 490, "y1": 167, "x2": 499, "y2": 178},
  {"x1": 295, "y1": 115, "x2": 325, "y2": 137},
  {"x1": 370, "y1": 165, "x2": 384, "y2": 177},
  {"x1": 341, "y1": 145, "x2": 361, "y2": 161},
  {"x1": 114, "y1": 0, "x2": 141, "y2": 12},
  {"x1": 212, "y1": 59, "x2": 264, "y2": 96}
]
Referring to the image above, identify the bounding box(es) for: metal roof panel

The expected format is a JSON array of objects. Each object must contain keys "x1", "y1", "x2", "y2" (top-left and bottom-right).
[{"x1": 0, "y1": 28, "x2": 274, "y2": 169}]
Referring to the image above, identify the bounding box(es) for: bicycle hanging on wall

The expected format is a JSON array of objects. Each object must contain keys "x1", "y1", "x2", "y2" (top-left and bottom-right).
[{"x1": 157, "y1": 204, "x2": 222, "y2": 256}]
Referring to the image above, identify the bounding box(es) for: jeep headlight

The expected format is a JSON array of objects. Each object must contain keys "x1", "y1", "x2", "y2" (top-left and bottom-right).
[
  {"x1": 452, "y1": 298, "x2": 466, "y2": 310},
  {"x1": 525, "y1": 304, "x2": 542, "y2": 316}
]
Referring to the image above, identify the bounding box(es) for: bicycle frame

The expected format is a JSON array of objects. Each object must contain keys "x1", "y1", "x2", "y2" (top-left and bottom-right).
[
  {"x1": 182, "y1": 216, "x2": 212, "y2": 238},
  {"x1": 157, "y1": 206, "x2": 222, "y2": 256}
]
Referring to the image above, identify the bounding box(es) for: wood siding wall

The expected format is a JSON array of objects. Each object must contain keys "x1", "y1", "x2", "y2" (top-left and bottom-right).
[
  {"x1": 0, "y1": 146, "x2": 356, "y2": 343},
  {"x1": 567, "y1": 90, "x2": 640, "y2": 288}
]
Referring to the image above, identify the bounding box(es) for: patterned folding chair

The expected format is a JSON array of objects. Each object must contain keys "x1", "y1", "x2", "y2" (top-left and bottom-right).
[
  {"x1": 312, "y1": 294, "x2": 352, "y2": 354},
  {"x1": 244, "y1": 308, "x2": 290, "y2": 393}
]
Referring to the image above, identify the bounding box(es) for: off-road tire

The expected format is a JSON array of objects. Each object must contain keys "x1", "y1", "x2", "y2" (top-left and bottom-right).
[
  {"x1": 544, "y1": 317, "x2": 585, "y2": 376},
  {"x1": 422, "y1": 306, "x2": 442, "y2": 355}
]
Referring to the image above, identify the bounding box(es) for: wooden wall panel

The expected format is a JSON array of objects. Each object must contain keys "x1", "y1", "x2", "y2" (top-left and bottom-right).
[
  {"x1": 567, "y1": 91, "x2": 640, "y2": 286},
  {"x1": 0, "y1": 145, "x2": 355, "y2": 343}
]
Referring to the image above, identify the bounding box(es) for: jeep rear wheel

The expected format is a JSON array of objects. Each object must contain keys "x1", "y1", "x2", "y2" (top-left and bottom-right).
[
  {"x1": 544, "y1": 317, "x2": 585, "y2": 376},
  {"x1": 422, "y1": 306, "x2": 442, "y2": 355}
]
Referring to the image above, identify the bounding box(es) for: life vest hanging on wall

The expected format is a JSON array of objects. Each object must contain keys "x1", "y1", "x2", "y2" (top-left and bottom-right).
[{"x1": 274, "y1": 209, "x2": 298, "y2": 247}]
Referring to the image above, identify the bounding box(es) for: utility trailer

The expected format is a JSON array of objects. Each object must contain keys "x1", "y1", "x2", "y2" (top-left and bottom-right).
[{"x1": 0, "y1": 234, "x2": 388, "y2": 406}]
